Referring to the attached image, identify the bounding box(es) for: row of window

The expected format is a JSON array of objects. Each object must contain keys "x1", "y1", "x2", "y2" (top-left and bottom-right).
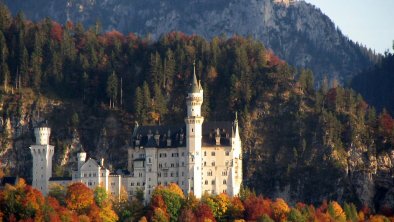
[
  {"x1": 203, "y1": 179, "x2": 226, "y2": 185},
  {"x1": 158, "y1": 162, "x2": 185, "y2": 168},
  {"x1": 133, "y1": 150, "x2": 230, "y2": 160},
  {"x1": 204, "y1": 151, "x2": 230, "y2": 156},
  {"x1": 130, "y1": 182, "x2": 146, "y2": 186},
  {"x1": 83, "y1": 173, "x2": 97, "y2": 177}
]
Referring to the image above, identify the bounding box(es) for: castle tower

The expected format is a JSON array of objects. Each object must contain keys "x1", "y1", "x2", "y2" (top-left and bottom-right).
[
  {"x1": 230, "y1": 113, "x2": 242, "y2": 196},
  {"x1": 30, "y1": 123, "x2": 54, "y2": 195},
  {"x1": 77, "y1": 146, "x2": 87, "y2": 171},
  {"x1": 185, "y1": 62, "x2": 204, "y2": 198}
]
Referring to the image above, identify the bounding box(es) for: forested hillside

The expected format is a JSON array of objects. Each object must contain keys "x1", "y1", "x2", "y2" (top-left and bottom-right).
[
  {"x1": 3, "y1": 0, "x2": 380, "y2": 83},
  {"x1": 1, "y1": 180, "x2": 393, "y2": 221},
  {"x1": 0, "y1": 4, "x2": 393, "y2": 212},
  {"x1": 350, "y1": 49, "x2": 394, "y2": 114}
]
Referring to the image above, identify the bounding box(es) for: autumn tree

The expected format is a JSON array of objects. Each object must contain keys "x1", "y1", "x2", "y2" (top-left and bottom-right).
[
  {"x1": 243, "y1": 195, "x2": 271, "y2": 221},
  {"x1": 194, "y1": 203, "x2": 216, "y2": 222},
  {"x1": 65, "y1": 182, "x2": 94, "y2": 214},
  {"x1": 328, "y1": 201, "x2": 346, "y2": 222},
  {"x1": 151, "y1": 183, "x2": 185, "y2": 222}
]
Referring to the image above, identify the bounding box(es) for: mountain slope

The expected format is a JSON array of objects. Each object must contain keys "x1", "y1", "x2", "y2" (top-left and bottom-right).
[
  {"x1": 4, "y1": 0, "x2": 379, "y2": 82},
  {"x1": 350, "y1": 52, "x2": 394, "y2": 114}
]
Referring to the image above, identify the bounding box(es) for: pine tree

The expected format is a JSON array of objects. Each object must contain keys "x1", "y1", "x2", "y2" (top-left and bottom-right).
[
  {"x1": 134, "y1": 86, "x2": 144, "y2": 123},
  {"x1": 163, "y1": 49, "x2": 175, "y2": 93},
  {"x1": 298, "y1": 69, "x2": 314, "y2": 95},
  {"x1": 149, "y1": 52, "x2": 163, "y2": 88},
  {"x1": 142, "y1": 81, "x2": 152, "y2": 124},
  {"x1": 153, "y1": 83, "x2": 167, "y2": 123},
  {"x1": 0, "y1": 30, "x2": 9, "y2": 92},
  {"x1": 31, "y1": 31, "x2": 43, "y2": 89},
  {"x1": 0, "y1": 4, "x2": 12, "y2": 31},
  {"x1": 106, "y1": 71, "x2": 119, "y2": 108}
]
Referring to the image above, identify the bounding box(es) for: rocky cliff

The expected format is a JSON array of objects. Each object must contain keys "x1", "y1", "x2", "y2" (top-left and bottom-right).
[{"x1": 4, "y1": 0, "x2": 379, "y2": 82}]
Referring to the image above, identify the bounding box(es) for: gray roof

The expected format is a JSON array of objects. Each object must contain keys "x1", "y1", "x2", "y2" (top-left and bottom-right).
[
  {"x1": 49, "y1": 177, "x2": 72, "y2": 181},
  {"x1": 191, "y1": 71, "x2": 200, "y2": 93},
  {"x1": 131, "y1": 121, "x2": 233, "y2": 148}
]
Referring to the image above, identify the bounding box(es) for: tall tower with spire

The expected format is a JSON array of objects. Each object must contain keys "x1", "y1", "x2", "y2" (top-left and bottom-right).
[
  {"x1": 185, "y1": 62, "x2": 204, "y2": 198},
  {"x1": 230, "y1": 113, "x2": 242, "y2": 196},
  {"x1": 30, "y1": 122, "x2": 54, "y2": 195}
]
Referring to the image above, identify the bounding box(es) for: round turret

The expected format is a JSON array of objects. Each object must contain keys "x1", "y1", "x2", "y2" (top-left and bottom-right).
[
  {"x1": 34, "y1": 126, "x2": 51, "y2": 145},
  {"x1": 77, "y1": 151, "x2": 87, "y2": 170}
]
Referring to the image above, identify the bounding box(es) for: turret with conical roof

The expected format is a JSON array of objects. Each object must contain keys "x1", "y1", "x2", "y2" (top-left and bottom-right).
[{"x1": 191, "y1": 61, "x2": 201, "y2": 93}]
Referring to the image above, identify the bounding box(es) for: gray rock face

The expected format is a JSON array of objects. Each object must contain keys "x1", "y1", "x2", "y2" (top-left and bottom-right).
[{"x1": 5, "y1": 0, "x2": 378, "y2": 82}]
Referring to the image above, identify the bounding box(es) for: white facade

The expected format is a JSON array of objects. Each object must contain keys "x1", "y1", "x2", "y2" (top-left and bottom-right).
[
  {"x1": 31, "y1": 67, "x2": 242, "y2": 202},
  {"x1": 126, "y1": 69, "x2": 243, "y2": 202}
]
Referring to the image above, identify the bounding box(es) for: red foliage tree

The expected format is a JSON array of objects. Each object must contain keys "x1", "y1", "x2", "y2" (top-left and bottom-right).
[
  {"x1": 379, "y1": 110, "x2": 394, "y2": 138},
  {"x1": 243, "y1": 195, "x2": 271, "y2": 221},
  {"x1": 51, "y1": 22, "x2": 63, "y2": 42},
  {"x1": 194, "y1": 203, "x2": 216, "y2": 222}
]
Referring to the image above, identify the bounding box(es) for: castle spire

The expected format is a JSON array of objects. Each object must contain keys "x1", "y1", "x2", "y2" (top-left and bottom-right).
[
  {"x1": 234, "y1": 112, "x2": 240, "y2": 139},
  {"x1": 191, "y1": 60, "x2": 200, "y2": 93}
]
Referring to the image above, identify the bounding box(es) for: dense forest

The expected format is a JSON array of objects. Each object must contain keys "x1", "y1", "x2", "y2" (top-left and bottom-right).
[
  {"x1": 350, "y1": 48, "x2": 394, "y2": 114},
  {"x1": 1, "y1": 179, "x2": 393, "y2": 221},
  {"x1": 0, "y1": 3, "x2": 393, "y2": 214}
]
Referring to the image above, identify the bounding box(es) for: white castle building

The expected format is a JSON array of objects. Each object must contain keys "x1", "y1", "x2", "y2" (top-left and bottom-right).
[{"x1": 30, "y1": 67, "x2": 243, "y2": 201}]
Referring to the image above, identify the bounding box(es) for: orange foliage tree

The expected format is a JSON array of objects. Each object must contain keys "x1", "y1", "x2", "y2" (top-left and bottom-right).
[
  {"x1": 271, "y1": 198, "x2": 290, "y2": 222},
  {"x1": 243, "y1": 195, "x2": 271, "y2": 221},
  {"x1": 65, "y1": 182, "x2": 94, "y2": 214}
]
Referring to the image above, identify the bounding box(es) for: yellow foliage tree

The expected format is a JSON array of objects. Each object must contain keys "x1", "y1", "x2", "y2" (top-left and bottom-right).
[
  {"x1": 328, "y1": 201, "x2": 346, "y2": 222},
  {"x1": 271, "y1": 198, "x2": 290, "y2": 222}
]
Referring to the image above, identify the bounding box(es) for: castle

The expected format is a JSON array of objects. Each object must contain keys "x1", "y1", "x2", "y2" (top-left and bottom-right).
[{"x1": 30, "y1": 67, "x2": 243, "y2": 201}]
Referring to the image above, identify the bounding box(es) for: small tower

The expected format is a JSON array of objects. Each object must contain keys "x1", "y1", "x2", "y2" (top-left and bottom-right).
[
  {"x1": 77, "y1": 146, "x2": 87, "y2": 171},
  {"x1": 185, "y1": 61, "x2": 204, "y2": 198},
  {"x1": 230, "y1": 113, "x2": 242, "y2": 196},
  {"x1": 30, "y1": 122, "x2": 54, "y2": 195}
]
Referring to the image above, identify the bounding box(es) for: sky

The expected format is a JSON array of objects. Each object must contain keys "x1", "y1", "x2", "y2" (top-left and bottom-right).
[{"x1": 304, "y1": 0, "x2": 394, "y2": 54}]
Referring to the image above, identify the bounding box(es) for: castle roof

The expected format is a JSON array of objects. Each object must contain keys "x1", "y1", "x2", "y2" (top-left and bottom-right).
[
  {"x1": 131, "y1": 121, "x2": 233, "y2": 148},
  {"x1": 191, "y1": 70, "x2": 200, "y2": 93},
  {"x1": 49, "y1": 177, "x2": 72, "y2": 181}
]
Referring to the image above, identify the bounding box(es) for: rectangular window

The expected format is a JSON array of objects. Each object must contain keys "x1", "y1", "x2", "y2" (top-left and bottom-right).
[
  {"x1": 211, "y1": 152, "x2": 215, "y2": 156},
  {"x1": 225, "y1": 151, "x2": 230, "y2": 156}
]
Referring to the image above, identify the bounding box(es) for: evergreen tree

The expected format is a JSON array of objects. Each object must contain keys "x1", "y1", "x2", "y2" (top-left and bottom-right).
[
  {"x1": 0, "y1": 30, "x2": 9, "y2": 91},
  {"x1": 153, "y1": 83, "x2": 167, "y2": 123},
  {"x1": 31, "y1": 31, "x2": 43, "y2": 89},
  {"x1": 106, "y1": 71, "x2": 119, "y2": 108},
  {"x1": 298, "y1": 69, "x2": 314, "y2": 95},
  {"x1": 149, "y1": 51, "x2": 163, "y2": 88},
  {"x1": 142, "y1": 81, "x2": 152, "y2": 124},
  {"x1": 134, "y1": 86, "x2": 144, "y2": 123},
  {"x1": 163, "y1": 49, "x2": 175, "y2": 93},
  {"x1": 0, "y1": 4, "x2": 12, "y2": 31}
]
